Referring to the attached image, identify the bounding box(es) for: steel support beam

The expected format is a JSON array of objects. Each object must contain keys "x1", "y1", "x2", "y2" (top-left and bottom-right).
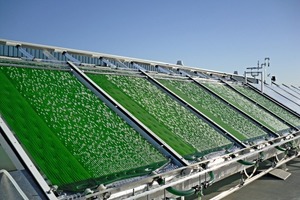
[
  {"x1": 42, "y1": 50, "x2": 58, "y2": 61},
  {"x1": 63, "y1": 52, "x2": 81, "y2": 65},
  {"x1": 100, "y1": 57, "x2": 117, "y2": 68},
  {"x1": 156, "y1": 65, "x2": 172, "y2": 74},
  {"x1": 16, "y1": 45, "x2": 34, "y2": 60}
]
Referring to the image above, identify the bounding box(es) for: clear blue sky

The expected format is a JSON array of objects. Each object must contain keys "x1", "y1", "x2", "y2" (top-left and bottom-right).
[{"x1": 0, "y1": 0, "x2": 299, "y2": 85}]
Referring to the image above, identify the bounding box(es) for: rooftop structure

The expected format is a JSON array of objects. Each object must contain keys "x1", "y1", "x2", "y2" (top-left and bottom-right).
[{"x1": 0, "y1": 39, "x2": 299, "y2": 200}]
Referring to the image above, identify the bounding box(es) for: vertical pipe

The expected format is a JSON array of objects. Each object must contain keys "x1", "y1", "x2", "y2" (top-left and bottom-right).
[
  {"x1": 264, "y1": 64, "x2": 267, "y2": 84},
  {"x1": 261, "y1": 71, "x2": 264, "y2": 93}
]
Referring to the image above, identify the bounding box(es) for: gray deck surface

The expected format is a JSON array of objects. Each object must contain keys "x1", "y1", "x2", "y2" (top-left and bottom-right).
[
  {"x1": 223, "y1": 156, "x2": 300, "y2": 200},
  {"x1": 186, "y1": 156, "x2": 300, "y2": 200}
]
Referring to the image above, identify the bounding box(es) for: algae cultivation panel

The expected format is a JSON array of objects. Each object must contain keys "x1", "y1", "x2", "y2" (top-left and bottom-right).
[
  {"x1": 231, "y1": 84, "x2": 300, "y2": 127},
  {"x1": 0, "y1": 66, "x2": 167, "y2": 191},
  {"x1": 203, "y1": 82, "x2": 289, "y2": 133},
  {"x1": 88, "y1": 74, "x2": 232, "y2": 158},
  {"x1": 158, "y1": 79, "x2": 268, "y2": 141}
]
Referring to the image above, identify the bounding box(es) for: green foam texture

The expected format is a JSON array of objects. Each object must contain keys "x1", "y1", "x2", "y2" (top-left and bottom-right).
[
  {"x1": 0, "y1": 67, "x2": 167, "y2": 191},
  {"x1": 89, "y1": 74, "x2": 232, "y2": 157},
  {"x1": 158, "y1": 79, "x2": 268, "y2": 140}
]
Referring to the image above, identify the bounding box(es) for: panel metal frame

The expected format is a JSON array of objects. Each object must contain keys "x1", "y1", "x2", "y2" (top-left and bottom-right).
[{"x1": 0, "y1": 117, "x2": 57, "y2": 200}]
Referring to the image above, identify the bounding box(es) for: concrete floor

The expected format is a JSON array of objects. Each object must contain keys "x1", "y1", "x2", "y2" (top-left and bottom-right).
[
  {"x1": 185, "y1": 156, "x2": 300, "y2": 200},
  {"x1": 223, "y1": 157, "x2": 300, "y2": 200}
]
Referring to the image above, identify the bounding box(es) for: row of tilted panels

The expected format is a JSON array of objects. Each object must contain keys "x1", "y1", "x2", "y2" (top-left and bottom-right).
[{"x1": 1, "y1": 57, "x2": 300, "y2": 194}]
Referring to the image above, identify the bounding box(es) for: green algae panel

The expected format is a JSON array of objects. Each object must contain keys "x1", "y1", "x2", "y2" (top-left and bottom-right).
[
  {"x1": 158, "y1": 79, "x2": 268, "y2": 141},
  {"x1": 0, "y1": 66, "x2": 167, "y2": 191},
  {"x1": 231, "y1": 84, "x2": 300, "y2": 127},
  {"x1": 203, "y1": 82, "x2": 289, "y2": 132},
  {"x1": 88, "y1": 74, "x2": 232, "y2": 158},
  {"x1": 0, "y1": 70, "x2": 91, "y2": 186}
]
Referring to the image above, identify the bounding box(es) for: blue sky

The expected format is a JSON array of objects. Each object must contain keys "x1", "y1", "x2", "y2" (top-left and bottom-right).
[{"x1": 0, "y1": 0, "x2": 299, "y2": 85}]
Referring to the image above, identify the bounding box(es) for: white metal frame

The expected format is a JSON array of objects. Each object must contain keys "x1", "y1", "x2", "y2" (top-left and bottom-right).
[{"x1": 0, "y1": 117, "x2": 57, "y2": 200}]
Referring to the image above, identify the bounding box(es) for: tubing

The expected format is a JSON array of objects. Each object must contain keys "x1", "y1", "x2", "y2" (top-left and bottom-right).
[
  {"x1": 275, "y1": 146, "x2": 286, "y2": 152},
  {"x1": 166, "y1": 187, "x2": 196, "y2": 197},
  {"x1": 238, "y1": 152, "x2": 264, "y2": 166},
  {"x1": 157, "y1": 178, "x2": 196, "y2": 197},
  {"x1": 152, "y1": 159, "x2": 171, "y2": 173},
  {"x1": 237, "y1": 160, "x2": 255, "y2": 166},
  {"x1": 156, "y1": 171, "x2": 215, "y2": 197},
  {"x1": 207, "y1": 171, "x2": 215, "y2": 185},
  {"x1": 0, "y1": 169, "x2": 29, "y2": 200}
]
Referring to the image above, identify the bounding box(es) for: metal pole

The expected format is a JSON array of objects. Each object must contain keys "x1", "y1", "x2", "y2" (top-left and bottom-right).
[
  {"x1": 261, "y1": 70, "x2": 264, "y2": 93},
  {"x1": 264, "y1": 57, "x2": 270, "y2": 84}
]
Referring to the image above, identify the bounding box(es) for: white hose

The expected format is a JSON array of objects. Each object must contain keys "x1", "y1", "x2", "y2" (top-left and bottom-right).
[{"x1": 0, "y1": 169, "x2": 29, "y2": 200}]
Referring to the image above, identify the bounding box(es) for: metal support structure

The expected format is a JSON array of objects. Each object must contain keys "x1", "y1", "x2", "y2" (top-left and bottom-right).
[
  {"x1": 42, "y1": 50, "x2": 58, "y2": 61},
  {"x1": 1, "y1": 38, "x2": 253, "y2": 81},
  {"x1": 263, "y1": 57, "x2": 270, "y2": 84},
  {"x1": 1, "y1": 39, "x2": 300, "y2": 200},
  {"x1": 178, "y1": 69, "x2": 191, "y2": 77},
  {"x1": 85, "y1": 132, "x2": 300, "y2": 200},
  {"x1": 132, "y1": 62, "x2": 146, "y2": 71},
  {"x1": 156, "y1": 65, "x2": 172, "y2": 74},
  {"x1": 63, "y1": 52, "x2": 81, "y2": 65},
  {"x1": 220, "y1": 80, "x2": 299, "y2": 131},
  {"x1": 244, "y1": 70, "x2": 264, "y2": 93},
  {"x1": 244, "y1": 58, "x2": 270, "y2": 93},
  {"x1": 114, "y1": 59, "x2": 130, "y2": 68},
  {"x1": 100, "y1": 57, "x2": 117, "y2": 68},
  {"x1": 16, "y1": 45, "x2": 34, "y2": 60},
  {"x1": 0, "y1": 117, "x2": 57, "y2": 200},
  {"x1": 190, "y1": 78, "x2": 280, "y2": 138},
  {"x1": 67, "y1": 61, "x2": 188, "y2": 167}
]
